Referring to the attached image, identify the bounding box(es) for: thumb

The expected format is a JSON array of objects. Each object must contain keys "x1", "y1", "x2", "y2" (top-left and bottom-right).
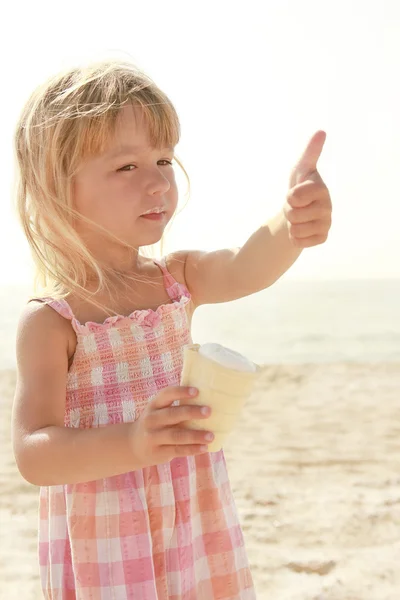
[{"x1": 294, "y1": 130, "x2": 326, "y2": 182}]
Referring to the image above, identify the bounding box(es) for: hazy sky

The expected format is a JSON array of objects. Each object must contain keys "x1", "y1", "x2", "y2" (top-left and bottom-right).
[{"x1": 1, "y1": 0, "x2": 399, "y2": 283}]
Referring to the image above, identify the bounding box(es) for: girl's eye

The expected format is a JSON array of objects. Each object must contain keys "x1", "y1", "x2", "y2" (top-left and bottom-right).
[
  {"x1": 117, "y1": 160, "x2": 173, "y2": 172},
  {"x1": 118, "y1": 164, "x2": 136, "y2": 172}
]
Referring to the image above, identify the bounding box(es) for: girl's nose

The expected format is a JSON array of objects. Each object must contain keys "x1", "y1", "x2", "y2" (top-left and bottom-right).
[{"x1": 145, "y1": 168, "x2": 171, "y2": 196}]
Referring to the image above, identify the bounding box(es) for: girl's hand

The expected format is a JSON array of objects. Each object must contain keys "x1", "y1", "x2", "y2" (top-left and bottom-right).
[
  {"x1": 129, "y1": 386, "x2": 213, "y2": 467},
  {"x1": 285, "y1": 130, "x2": 332, "y2": 248}
]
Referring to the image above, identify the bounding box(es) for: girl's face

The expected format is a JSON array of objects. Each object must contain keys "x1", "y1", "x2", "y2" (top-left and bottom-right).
[{"x1": 73, "y1": 104, "x2": 178, "y2": 258}]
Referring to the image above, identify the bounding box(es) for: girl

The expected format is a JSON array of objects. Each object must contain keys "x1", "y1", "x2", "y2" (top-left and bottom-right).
[{"x1": 11, "y1": 59, "x2": 332, "y2": 599}]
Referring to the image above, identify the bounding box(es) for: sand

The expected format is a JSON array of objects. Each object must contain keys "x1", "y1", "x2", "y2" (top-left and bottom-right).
[{"x1": 1, "y1": 362, "x2": 400, "y2": 600}]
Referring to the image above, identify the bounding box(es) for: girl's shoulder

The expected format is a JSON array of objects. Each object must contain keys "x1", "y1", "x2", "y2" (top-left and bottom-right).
[
  {"x1": 161, "y1": 251, "x2": 190, "y2": 289},
  {"x1": 20, "y1": 298, "x2": 74, "y2": 335},
  {"x1": 19, "y1": 299, "x2": 77, "y2": 365}
]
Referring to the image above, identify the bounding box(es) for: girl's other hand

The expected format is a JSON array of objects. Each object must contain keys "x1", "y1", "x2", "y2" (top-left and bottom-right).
[{"x1": 129, "y1": 386, "x2": 213, "y2": 467}]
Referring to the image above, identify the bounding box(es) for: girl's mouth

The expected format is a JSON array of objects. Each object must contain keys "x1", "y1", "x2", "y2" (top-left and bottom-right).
[
  {"x1": 140, "y1": 212, "x2": 166, "y2": 221},
  {"x1": 140, "y1": 207, "x2": 167, "y2": 221}
]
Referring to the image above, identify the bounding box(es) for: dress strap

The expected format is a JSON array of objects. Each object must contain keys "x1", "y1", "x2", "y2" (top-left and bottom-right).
[
  {"x1": 28, "y1": 297, "x2": 74, "y2": 320},
  {"x1": 27, "y1": 297, "x2": 84, "y2": 336},
  {"x1": 153, "y1": 257, "x2": 191, "y2": 302}
]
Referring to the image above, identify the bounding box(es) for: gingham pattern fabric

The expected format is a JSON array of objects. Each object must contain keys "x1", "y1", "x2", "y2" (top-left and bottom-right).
[{"x1": 37, "y1": 258, "x2": 255, "y2": 599}]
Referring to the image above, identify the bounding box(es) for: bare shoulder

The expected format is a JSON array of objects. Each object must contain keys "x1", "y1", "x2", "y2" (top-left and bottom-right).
[
  {"x1": 164, "y1": 250, "x2": 195, "y2": 286},
  {"x1": 17, "y1": 300, "x2": 75, "y2": 362},
  {"x1": 18, "y1": 299, "x2": 65, "y2": 327},
  {"x1": 164, "y1": 249, "x2": 207, "y2": 296}
]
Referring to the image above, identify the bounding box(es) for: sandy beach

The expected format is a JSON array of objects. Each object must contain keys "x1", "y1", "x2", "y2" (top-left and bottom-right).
[{"x1": 1, "y1": 362, "x2": 400, "y2": 600}]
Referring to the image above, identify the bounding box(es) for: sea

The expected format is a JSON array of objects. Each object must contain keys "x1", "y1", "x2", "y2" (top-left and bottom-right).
[{"x1": 1, "y1": 278, "x2": 399, "y2": 370}]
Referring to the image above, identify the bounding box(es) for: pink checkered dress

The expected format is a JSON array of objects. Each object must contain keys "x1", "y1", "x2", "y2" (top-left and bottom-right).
[{"x1": 37, "y1": 258, "x2": 255, "y2": 599}]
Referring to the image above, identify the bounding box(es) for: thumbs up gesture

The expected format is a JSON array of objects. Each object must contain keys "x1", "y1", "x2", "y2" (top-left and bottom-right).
[{"x1": 285, "y1": 131, "x2": 332, "y2": 248}]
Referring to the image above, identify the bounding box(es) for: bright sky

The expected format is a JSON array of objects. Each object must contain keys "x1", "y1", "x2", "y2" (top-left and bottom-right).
[{"x1": 1, "y1": 0, "x2": 399, "y2": 283}]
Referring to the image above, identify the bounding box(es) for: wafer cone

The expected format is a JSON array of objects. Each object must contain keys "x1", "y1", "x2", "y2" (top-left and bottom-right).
[{"x1": 180, "y1": 344, "x2": 261, "y2": 452}]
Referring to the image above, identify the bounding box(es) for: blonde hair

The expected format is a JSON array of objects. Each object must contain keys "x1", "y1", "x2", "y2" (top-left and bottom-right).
[{"x1": 14, "y1": 58, "x2": 189, "y2": 311}]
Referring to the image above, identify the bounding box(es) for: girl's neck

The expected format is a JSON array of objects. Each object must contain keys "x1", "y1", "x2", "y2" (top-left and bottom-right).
[{"x1": 84, "y1": 241, "x2": 142, "y2": 280}]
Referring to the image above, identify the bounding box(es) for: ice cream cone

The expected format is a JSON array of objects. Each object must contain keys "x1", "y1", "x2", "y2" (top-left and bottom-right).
[{"x1": 180, "y1": 343, "x2": 261, "y2": 452}]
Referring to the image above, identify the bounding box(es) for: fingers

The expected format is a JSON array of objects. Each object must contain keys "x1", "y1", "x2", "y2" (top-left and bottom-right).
[
  {"x1": 288, "y1": 220, "x2": 331, "y2": 240},
  {"x1": 148, "y1": 403, "x2": 211, "y2": 429},
  {"x1": 145, "y1": 387, "x2": 215, "y2": 455},
  {"x1": 155, "y1": 425, "x2": 214, "y2": 447},
  {"x1": 284, "y1": 197, "x2": 331, "y2": 225},
  {"x1": 168, "y1": 444, "x2": 210, "y2": 457},
  {"x1": 285, "y1": 178, "x2": 332, "y2": 246},
  {"x1": 290, "y1": 234, "x2": 329, "y2": 248},
  {"x1": 287, "y1": 180, "x2": 329, "y2": 209},
  {"x1": 287, "y1": 167, "x2": 331, "y2": 249},
  {"x1": 151, "y1": 386, "x2": 198, "y2": 410}
]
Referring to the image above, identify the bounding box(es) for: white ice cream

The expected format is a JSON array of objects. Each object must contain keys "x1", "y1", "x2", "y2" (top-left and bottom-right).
[{"x1": 198, "y1": 343, "x2": 257, "y2": 373}]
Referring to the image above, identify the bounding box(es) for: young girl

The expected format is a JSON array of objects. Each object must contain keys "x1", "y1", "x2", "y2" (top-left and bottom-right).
[{"x1": 11, "y1": 59, "x2": 332, "y2": 599}]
